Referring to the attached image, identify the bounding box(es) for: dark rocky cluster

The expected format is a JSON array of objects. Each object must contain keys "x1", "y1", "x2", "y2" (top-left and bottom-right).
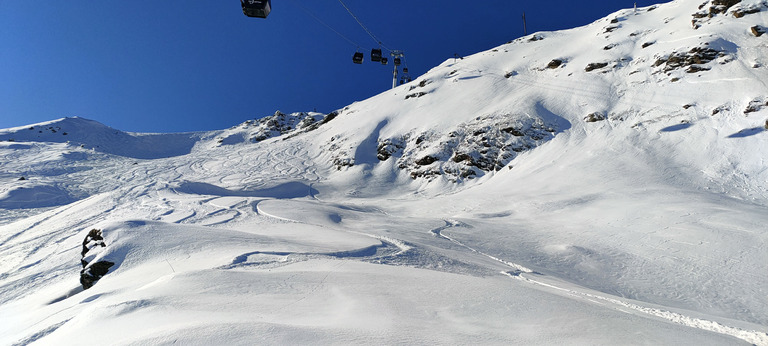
[
  {"x1": 377, "y1": 138, "x2": 406, "y2": 161},
  {"x1": 653, "y1": 46, "x2": 726, "y2": 73},
  {"x1": 80, "y1": 229, "x2": 114, "y2": 290},
  {"x1": 385, "y1": 114, "x2": 559, "y2": 182},
  {"x1": 247, "y1": 111, "x2": 325, "y2": 142},
  {"x1": 585, "y1": 62, "x2": 609, "y2": 72}
]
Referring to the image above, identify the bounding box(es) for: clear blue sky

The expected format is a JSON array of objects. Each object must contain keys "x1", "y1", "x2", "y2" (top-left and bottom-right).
[{"x1": 0, "y1": 1, "x2": 667, "y2": 133}]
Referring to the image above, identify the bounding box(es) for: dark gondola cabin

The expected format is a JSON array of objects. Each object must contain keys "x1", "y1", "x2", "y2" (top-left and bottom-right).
[
  {"x1": 380, "y1": 57, "x2": 388, "y2": 65},
  {"x1": 394, "y1": 57, "x2": 401, "y2": 66},
  {"x1": 353, "y1": 52, "x2": 364, "y2": 64},
  {"x1": 371, "y1": 49, "x2": 382, "y2": 62},
  {"x1": 241, "y1": 0, "x2": 271, "y2": 18}
]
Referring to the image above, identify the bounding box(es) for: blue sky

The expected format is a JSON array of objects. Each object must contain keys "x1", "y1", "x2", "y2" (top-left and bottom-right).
[{"x1": 1, "y1": 1, "x2": 667, "y2": 133}]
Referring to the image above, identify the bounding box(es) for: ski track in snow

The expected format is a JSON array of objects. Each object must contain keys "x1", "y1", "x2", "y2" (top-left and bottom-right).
[{"x1": 433, "y1": 220, "x2": 768, "y2": 345}]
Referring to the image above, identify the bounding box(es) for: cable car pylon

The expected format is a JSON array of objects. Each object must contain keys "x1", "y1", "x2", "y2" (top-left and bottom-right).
[{"x1": 390, "y1": 50, "x2": 404, "y2": 89}]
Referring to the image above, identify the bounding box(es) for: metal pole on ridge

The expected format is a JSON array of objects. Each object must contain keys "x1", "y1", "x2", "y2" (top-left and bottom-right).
[{"x1": 523, "y1": 12, "x2": 528, "y2": 36}]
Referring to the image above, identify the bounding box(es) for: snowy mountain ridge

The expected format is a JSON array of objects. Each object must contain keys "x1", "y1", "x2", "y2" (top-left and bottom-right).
[{"x1": 1, "y1": 0, "x2": 768, "y2": 344}]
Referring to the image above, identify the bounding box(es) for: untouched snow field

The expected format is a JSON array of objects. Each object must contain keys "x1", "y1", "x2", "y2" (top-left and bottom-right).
[{"x1": 2, "y1": 0, "x2": 768, "y2": 344}]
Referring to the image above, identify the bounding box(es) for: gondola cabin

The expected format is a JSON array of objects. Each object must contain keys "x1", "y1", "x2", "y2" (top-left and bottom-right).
[
  {"x1": 380, "y1": 57, "x2": 388, "y2": 65},
  {"x1": 241, "y1": 0, "x2": 271, "y2": 18},
  {"x1": 394, "y1": 57, "x2": 401, "y2": 66},
  {"x1": 371, "y1": 49, "x2": 382, "y2": 62},
  {"x1": 353, "y1": 52, "x2": 364, "y2": 64}
]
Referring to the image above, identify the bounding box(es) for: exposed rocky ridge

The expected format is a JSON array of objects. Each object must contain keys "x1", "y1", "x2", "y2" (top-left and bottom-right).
[
  {"x1": 215, "y1": 111, "x2": 329, "y2": 145},
  {"x1": 692, "y1": 0, "x2": 768, "y2": 28},
  {"x1": 325, "y1": 110, "x2": 563, "y2": 182},
  {"x1": 653, "y1": 45, "x2": 730, "y2": 73}
]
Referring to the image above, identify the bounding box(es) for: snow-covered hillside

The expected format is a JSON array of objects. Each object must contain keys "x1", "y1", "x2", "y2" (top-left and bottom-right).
[{"x1": 2, "y1": 0, "x2": 768, "y2": 344}]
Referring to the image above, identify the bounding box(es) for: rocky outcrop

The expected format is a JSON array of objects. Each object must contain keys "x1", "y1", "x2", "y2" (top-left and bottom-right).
[
  {"x1": 80, "y1": 229, "x2": 114, "y2": 290},
  {"x1": 585, "y1": 112, "x2": 607, "y2": 123},
  {"x1": 653, "y1": 46, "x2": 727, "y2": 73},
  {"x1": 585, "y1": 62, "x2": 609, "y2": 72},
  {"x1": 752, "y1": 25, "x2": 766, "y2": 37},
  {"x1": 546, "y1": 59, "x2": 564, "y2": 69},
  {"x1": 216, "y1": 111, "x2": 332, "y2": 145}
]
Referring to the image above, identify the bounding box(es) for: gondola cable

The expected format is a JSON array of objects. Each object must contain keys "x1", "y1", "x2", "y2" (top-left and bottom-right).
[
  {"x1": 336, "y1": 0, "x2": 391, "y2": 52},
  {"x1": 286, "y1": 0, "x2": 362, "y2": 49}
]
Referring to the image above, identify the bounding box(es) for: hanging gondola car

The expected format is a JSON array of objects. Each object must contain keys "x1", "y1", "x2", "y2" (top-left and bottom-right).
[
  {"x1": 380, "y1": 57, "x2": 388, "y2": 65},
  {"x1": 402, "y1": 67, "x2": 408, "y2": 74},
  {"x1": 241, "y1": 0, "x2": 271, "y2": 18},
  {"x1": 394, "y1": 57, "x2": 401, "y2": 66},
  {"x1": 353, "y1": 52, "x2": 364, "y2": 64},
  {"x1": 370, "y1": 49, "x2": 382, "y2": 62}
]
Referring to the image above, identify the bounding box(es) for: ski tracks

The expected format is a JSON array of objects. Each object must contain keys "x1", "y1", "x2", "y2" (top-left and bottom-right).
[{"x1": 432, "y1": 219, "x2": 768, "y2": 345}]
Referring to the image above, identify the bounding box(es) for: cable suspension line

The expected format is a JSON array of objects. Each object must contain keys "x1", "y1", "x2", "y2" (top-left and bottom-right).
[
  {"x1": 287, "y1": 0, "x2": 362, "y2": 48},
  {"x1": 336, "y1": 0, "x2": 391, "y2": 51}
]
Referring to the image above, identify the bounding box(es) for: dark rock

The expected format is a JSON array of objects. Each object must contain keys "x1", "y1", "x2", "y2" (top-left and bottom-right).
[
  {"x1": 81, "y1": 261, "x2": 114, "y2": 290},
  {"x1": 654, "y1": 46, "x2": 725, "y2": 72},
  {"x1": 501, "y1": 127, "x2": 525, "y2": 137},
  {"x1": 712, "y1": 0, "x2": 741, "y2": 8},
  {"x1": 322, "y1": 111, "x2": 338, "y2": 124},
  {"x1": 712, "y1": 105, "x2": 730, "y2": 115},
  {"x1": 686, "y1": 65, "x2": 711, "y2": 73},
  {"x1": 377, "y1": 138, "x2": 405, "y2": 161},
  {"x1": 415, "y1": 155, "x2": 439, "y2": 166},
  {"x1": 734, "y1": 8, "x2": 761, "y2": 17},
  {"x1": 585, "y1": 62, "x2": 609, "y2": 72},
  {"x1": 547, "y1": 59, "x2": 563, "y2": 69},
  {"x1": 405, "y1": 92, "x2": 428, "y2": 100},
  {"x1": 751, "y1": 25, "x2": 765, "y2": 37},
  {"x1": 642, "y1": 41, "x2": 656, "y2": 48},
  {"x1": 744, "y1": 99, "x2": 768, "y2": 114},
  {"x1": 80, "y1": 229, "x2": 114, "y2": 290},
  {"x1": 585, "y1": 112, "x2": 607, "y2": 122},
  {"x1": 18, "y1": 176, "x2": 26, "y2": 181},
  {"x1": 452, "y1": 153, "x2": 472, "y2": 163}
]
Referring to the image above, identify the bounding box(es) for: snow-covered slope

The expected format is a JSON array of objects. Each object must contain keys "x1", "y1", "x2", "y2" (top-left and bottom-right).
[
  {"x1": 2, "y1": 0, "x2": 768, "y2": 344},
  {"x1": 0, "y1": 117, "x2": 210, "y2": 159}
]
